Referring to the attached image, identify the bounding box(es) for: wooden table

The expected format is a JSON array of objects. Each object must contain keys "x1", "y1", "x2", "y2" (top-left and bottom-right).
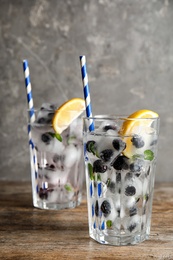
[{"x1": 0, "y1": 181, "x2": 173, "y2": 260}]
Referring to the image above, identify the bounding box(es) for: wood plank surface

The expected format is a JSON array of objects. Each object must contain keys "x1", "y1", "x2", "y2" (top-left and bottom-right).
[{"x1": 0, "y1": 181, "x2": 173, "y2": 260}]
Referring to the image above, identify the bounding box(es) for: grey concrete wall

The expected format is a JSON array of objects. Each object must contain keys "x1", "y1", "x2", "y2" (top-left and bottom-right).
[{"x1": 0, "y1": 0, "x2": 173, "y2": 181}]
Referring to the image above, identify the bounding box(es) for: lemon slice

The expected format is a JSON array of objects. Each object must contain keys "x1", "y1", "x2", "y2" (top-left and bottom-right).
[
  {"x1": 119, "y1": 109, "x2": 159, "y2": 158},
  {"x1": 52, "y1": 98, "x2": 85, "y2": 134}
]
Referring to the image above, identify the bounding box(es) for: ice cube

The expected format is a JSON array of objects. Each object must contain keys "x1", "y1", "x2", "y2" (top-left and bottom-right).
[
  {"x1": 96, "y1": 197, "x2": 117, "y2": 227},
  {"x1": 46, "y1": 189, "x2": 58, "y2": 203},
  {"x1": 96, "y1": 136, "x2": 126, "y2": 164},
  {"x1": 63, "y1": 144, "x2": 79, "y2": 168},
  {"x1": 32, "y1": 130, "x2": 65, "y2": 154},
  {"x1": 40, "y1": 103, "x2": 57, "y2": 111},
  {"x1": 124, "y1": 215, "x2": 141, "y2": 233},
  {"x1": 53, "y1": 154, "x2": 65, "y2": 170},
  {"x1": 124, "y1": 195, "x2": 136, "y2": 209},
  {"x1": 98, "y1": 120, "x2": 119, "y2": 133},
  {"x1": 69, "y1": 117, "x2": 83, "y2": 140},
  {"x1": 45, "y1": 167, "x2": 69, "y2": 186},
  {"x1": 125, "y1": 126, "x2": 158, "y2": 157},
  {"x1": 124, "y1": 176, "x2": 143, "y2": 197},
  {"x1": 36, "y1": 103, "x2": 57, "y2": 124},
  {"x1": 102, "y1": 198, "x2": 117, "y2": 222},
  {"x1": 52, "y1": 137, "x2": 65, "y2": 154},
  {"x1": 37, "y1": 111, "x2": 54, "y2": 124},
  {"x1": 47, "y1": 183, "x2": 74, "y2": 203}
]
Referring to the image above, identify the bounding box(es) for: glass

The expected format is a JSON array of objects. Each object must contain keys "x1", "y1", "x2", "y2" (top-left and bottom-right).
[
  {"x1": 28, "y1": 107, "x2": 84, "y2": 210},
  {"x1": 83, "y1": 115, "x2": 160, "y2": 245}
]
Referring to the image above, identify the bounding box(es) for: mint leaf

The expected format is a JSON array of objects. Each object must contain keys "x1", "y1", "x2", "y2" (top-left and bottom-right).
[
  {"x1": 87, "y1": 141, "x2": 100, "y2": 157},
  {"x1": 54, "y1": 132, "x2": 62, "y2": 142},
  {"x1": 106, "y1": 220, "x2": 112, "y2": 228},
  {"x1": 97, "y1": 174, "x2": 101, "y2": 181},
  {"x1": 64, "y1": 184, "x2": 73, "y2": 192},
  {"x1": 106, "y1": 178, "x2": 111, "y2": 187},
  {"x1": 48, "y1": 132, "x2": 62, "y2": 142},
  {"x1": 95, "y1": 150, "x2": 100, "y2": 158},
  {"x1": 132, "y1": 154, "x2": 143, "y2": 160},
  {"x1": 48, "y1": 132, "x2": 55, "y2": 137},
  {"x1": 144, "y1": 150, "x2": 154, "y2": 161},
  {"x1": 88, "y1": 163, "x2": 95, "y2": 180}
]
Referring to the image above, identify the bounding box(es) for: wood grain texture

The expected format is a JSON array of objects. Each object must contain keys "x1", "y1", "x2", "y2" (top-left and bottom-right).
[{"x1": 0, "y1": 181, "x2": 173, "y2": 260}]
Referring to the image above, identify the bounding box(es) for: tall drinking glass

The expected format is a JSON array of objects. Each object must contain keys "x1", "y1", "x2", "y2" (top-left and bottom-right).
[
  {"x1": 83, "y1": 115, "x2": 159, "y2": 245},
  {"x1": 28, "y1": 106, "x2": 84, "y2": 210}
]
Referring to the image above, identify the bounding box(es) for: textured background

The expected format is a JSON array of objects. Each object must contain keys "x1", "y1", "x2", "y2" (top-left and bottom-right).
[{"x1": 0, "y1": 0, "x2": 173, "y2": 181}]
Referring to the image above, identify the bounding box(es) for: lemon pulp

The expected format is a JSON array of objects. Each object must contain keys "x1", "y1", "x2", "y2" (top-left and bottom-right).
[
  {"x1": 52, "y1": 98, "x2": 85, "y2": 134},
  {"x1": 119, "y1": 110, "x2": 159, "y2": 158}
]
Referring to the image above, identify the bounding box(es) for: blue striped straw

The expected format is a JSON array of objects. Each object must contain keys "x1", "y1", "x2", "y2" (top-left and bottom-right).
[
  {"x1": 23, "y1": 60, "x2": 38, "y2": 184},
  {"x1": 79, "y1": 55, "x2": 94, "y2": 131},
  {"x1": 23, "y1": 60, "x2": 35, "y2": 123}
]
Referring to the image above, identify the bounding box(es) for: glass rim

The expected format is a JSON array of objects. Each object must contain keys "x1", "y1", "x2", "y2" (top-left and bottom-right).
[
  {"x1": 83, "y1": 114, "x2": 160, "y2": 120},
  {"x1": 27, "y1": 108, "x2": 85, "y2": 112}
]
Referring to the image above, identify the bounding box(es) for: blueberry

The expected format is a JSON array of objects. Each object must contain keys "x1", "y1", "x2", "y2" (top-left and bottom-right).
[
  {"x1": 125, "y1": 185, "x2": 136, "y2": 196},
  {"x1": 128, "y1": 223, "x2": 136, "y2": 232},
  {"x1": 130, "y1": 159, "x2": 143, "y2": 172},
  {"x1": 117, "y1": 208, "x2": 120, "y2": 217},
  {"x1": 45, "y1": 164, "x2": 56, "y2": 171},
  {"x1": 95, "y1": 200, "x2": 99, "y2": 217},
  {"x1": 38, "y1": 117, "x2": 47, "y2": 124},
  {"x1": 131, "y1": 135, "x2": 145, "y2": 148},
  {"x1": 53, "y1": 154, "x2": 60, "y2": 163},
  {"x1": 100, "y1": 149, "x2": 114, "y2": 162},
  {"x1": 49, "y1": 164, "x2": 56, "y2": 169},
  {"x1": 112, "y1": 139, "x2": 126, "y2": 151},
  {"x1": 39, "y1": 188, "x2": 48, "y2": 200},
  {"x1": 41, "y1": 133, "x2": 51, "y2": 144},
  {"x1": 48, "y1": 112, "x2": 55, "y2": 118},
  {"x1": 93, "y1": 160, "x2": 108, "y2": 173},
  {"x1": 38, "y1": 163, "x2": 42, "y2": 170},
  {"x1": 49, "y1": 104, "x2": 57, "y2": 110},
  {"x1": 129, "y1": 207, "x2": 137, "y2": 217},
  {"x1": 150, "y1": 139, "x2": 157, "y2": 146},
  {"x1": 116, "y1": 172, "x2": 121, "y2": 183},
  {"x1": 37, "y1": 112, "x2": 54, "y2": 124},
  {"x1": 103, "y1": 125, "x2": 117, "y2": 131},
  {"x1": 112, "y1": 155, "x2": 129, "y2": 170},
  {"x1": 125, "y1": 172, "x2": 133, "y2": 180},
  {"x1": 101, "y1": 200, "x2": 111, "y2": 217},
  {"x1": 135, "y1": 173, "x2": 141, "y2": 177}
]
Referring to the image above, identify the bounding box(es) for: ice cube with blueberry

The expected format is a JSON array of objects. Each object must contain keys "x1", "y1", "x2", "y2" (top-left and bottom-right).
[
  {"x1": 95, "y1": 136, "x2": 126, "y2": 164},
  {"x1": 36, "y1": 103, "x2": 57, "y2": 124}
]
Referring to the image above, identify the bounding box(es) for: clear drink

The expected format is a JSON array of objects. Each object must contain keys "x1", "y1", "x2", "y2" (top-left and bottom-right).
[
  {"x1": 83, "y1": 114, "x2": 159, "y2": 245},
  {"x1": 28, "y1": 103, "x2": 84, "y2": 210}
]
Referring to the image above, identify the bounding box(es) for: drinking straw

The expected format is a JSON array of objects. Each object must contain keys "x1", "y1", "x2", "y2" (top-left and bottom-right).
[
  {"x1": 79, "y1": 55, "x2": 94, "y2": 131},
  {"x1": 23, "y1": 60, "x2": 38, "y2": 183},
  {"x1": 23, "y1": 60, "x2": 35, "y2": 123}
]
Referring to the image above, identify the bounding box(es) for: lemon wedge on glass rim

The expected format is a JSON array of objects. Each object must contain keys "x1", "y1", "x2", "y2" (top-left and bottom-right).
[
  {"x1": 119, "y1": 109, "x2": 159, "y2": 158},
  {"x1": 52, "y1": 98, "x2": 85, "y2": 135}
]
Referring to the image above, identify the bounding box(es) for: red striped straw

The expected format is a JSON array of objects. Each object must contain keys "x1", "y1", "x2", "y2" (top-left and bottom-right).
[{"x1": 79, "y1": 55, "x2": 94, "y2": 131}]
